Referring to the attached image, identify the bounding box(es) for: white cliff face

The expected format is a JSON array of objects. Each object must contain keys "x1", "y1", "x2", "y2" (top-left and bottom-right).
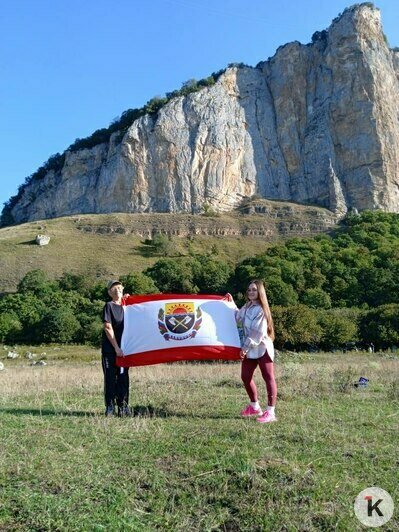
[{"x1": 8, "y1": 4, "x2": 399, "y2": 224}]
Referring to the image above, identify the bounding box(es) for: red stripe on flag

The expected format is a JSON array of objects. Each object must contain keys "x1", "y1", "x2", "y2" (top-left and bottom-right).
[
  {"x1": 117, "y1": 345, "x2": 240, "y2": 367},
  {"x1": 123, "y1": 293, "x2": 231, "y2": 305}
]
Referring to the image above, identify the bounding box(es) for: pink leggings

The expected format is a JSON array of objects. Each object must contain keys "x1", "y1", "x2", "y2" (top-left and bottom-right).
[{"x1": 241, "y1": 352, "x2": 277, "y2": 406}]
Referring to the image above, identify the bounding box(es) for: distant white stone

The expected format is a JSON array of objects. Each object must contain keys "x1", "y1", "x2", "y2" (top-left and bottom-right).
[
  {"x1": 36, "y1": 234, "x2": 50, "y2": 246},
  {"x1": 31, "y1": 360, "x2": 47, "y2": 366},
  {"x1": 25, "y1": 351, "x2": 36, "y2": 359},
  {"x1": 0, "y1": 362, "x2": 4, "y2": 371},
  {"x1": 7, "y1": 351, "x2": 19, "y2": 359}
]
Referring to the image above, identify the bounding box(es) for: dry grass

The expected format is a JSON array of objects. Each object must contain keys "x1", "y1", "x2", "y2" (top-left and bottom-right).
[{"x1": 2, "y1": 350, "x2": 398, "y2": 404}]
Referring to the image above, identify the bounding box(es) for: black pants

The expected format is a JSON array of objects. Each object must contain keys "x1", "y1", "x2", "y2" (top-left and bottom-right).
[{"x1": 102, "y1": 353, "x2": 130, "y2": 408}]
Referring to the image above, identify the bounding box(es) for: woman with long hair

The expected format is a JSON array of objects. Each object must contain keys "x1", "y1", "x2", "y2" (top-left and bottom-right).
[{"x1": 236, "y1": 279, "x2": 277, "y2": 423}]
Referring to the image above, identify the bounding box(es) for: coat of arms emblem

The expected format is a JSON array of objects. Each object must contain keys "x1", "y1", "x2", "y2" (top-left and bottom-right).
[{"x1": 158, "y1": 302, "x2": 202, "y2": 341}]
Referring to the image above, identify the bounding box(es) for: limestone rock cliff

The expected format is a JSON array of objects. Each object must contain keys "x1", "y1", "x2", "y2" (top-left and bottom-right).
[{"x1": 6, "y1": 4, "x2": 399, "y2": 224}]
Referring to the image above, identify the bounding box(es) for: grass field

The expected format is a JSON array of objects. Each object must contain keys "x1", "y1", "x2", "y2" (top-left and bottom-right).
[{"x1": 0, "y1": 347, "x2": 397, "y2": 531}]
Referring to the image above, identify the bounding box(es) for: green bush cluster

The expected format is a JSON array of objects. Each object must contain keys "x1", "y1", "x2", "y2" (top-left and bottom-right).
[
  {"x1": 0, "y1": 212, "x2": 398, "y2": 350},
  {"x1": 0, "y1": 271, "x2": 104, "y2": 346}
]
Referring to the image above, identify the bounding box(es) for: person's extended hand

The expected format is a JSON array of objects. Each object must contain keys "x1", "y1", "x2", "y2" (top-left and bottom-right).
[
  {"x1": 116, "y1": 347, "x2": 125, "y2": 357},
  {"x1": 239, "y1": 349, "x2": 246, "y2": 360},
  {"x1": 122, "y1": 294, "x2": 130, "y2": 305}
]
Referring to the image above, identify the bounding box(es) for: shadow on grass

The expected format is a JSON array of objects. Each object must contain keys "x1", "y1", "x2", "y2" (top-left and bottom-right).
[
  {"x1": 131, "y1": 404, "x2": 232, "y2": 419},
  {"x1": 0, "y1": 405, "x2": 233, "y2": 419},
  {"x1": 134, "y1": 244, "x2": 157, "y2": 257},
  {"x1": 0, "y1": 408, "x2": 96, "y2": 417},
  {"x1": 17, "y1": 240, "x2": 38, "y2": 246},
  {"x1": 131, "y1": 404, "x2": 168, "y2": 417}
]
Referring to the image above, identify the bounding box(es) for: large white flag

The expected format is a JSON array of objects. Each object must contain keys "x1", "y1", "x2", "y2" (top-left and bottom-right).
[{"x1": 118, "y1": 294, "x2": 240, "y2": 367}]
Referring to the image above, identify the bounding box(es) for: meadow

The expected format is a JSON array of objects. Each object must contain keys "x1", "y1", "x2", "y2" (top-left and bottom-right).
[{"x1": 0, "y1": 347, "x2": 397, "y2": 531}]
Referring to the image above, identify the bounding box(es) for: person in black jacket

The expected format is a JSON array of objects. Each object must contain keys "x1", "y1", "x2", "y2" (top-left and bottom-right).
[{"x1": 101, "y1": 280, "x2": 130, "y2": 417}]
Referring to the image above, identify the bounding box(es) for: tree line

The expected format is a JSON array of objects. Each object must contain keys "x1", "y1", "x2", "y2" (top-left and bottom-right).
[{"x1": 0, "y1": 211, "x2": 398, "y2": 350}]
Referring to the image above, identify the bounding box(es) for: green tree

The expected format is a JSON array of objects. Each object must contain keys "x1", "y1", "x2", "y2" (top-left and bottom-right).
[
  {"x1": 318, "y1": 308, "x2": 359, "y2": 350},
  {"x1": 58, "y1": 272, "x2": 94, "y2": 296},
  {"x1": 89, "y1": 282, "x2": 109, "y2": 301},
  {"x1": 40, "y1": 308, "x2": 81, "y2": 343},
  {"x1": 360, "y1": 304, "x2": 399, "y2": 349},
  {"x1": 273, "y1": 305, "x2": 322, "y2": 350},
  {"x1": 266, "y1": 278, "x2": 298, "y2": 306},
  {"x1": 145, "y1": 258, "x2": 199, "y2": 293},
  {"x1": 144, "y1": 96, "x2": 168, "y2": 115},
  {"x1": 151, "y1": 234, "x2": 176, "y2": 256},
  {"x1": 301, "y1": 288, "x2": 331, "y2": 309},
  {"x1": 18, "y1": 269, "x2": 57, "y2": 296},
  {"x1": 0, "y1": 293, "x2": 46, "y2": 342},
  {"x1": 77, "y1": 315, "x2": 103, "y2": 346},
  {"x1": 358, "y1": 267, "x2": 399, "y2": 307},
  {"x1": 120, "y1": 272, "x2": 159, "y2": 295},
  {"x1": 0, "y1": 312, "x2": 22, "y2": 343},
  {"x1": 193, "y1": 257, "x2": 232, "y2": 294}
]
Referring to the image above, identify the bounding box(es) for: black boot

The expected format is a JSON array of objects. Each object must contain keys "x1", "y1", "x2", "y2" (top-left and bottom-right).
[
  {"x1": 105, "y1": 405, "x2": 115, "y2": 417},
  {"x1": 117, "y1": 405, "x2": 131, "y2": 417}
]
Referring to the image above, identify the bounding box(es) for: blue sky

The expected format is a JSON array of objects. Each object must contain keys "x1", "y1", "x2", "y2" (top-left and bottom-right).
[{"x1": 1, "y1": 0, "x2": 398, "y2": 210}]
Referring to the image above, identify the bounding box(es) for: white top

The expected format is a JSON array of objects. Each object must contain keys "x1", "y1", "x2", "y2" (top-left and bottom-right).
[{"x1": 236, "y1": 303, "x2": 274, "y2": 360}]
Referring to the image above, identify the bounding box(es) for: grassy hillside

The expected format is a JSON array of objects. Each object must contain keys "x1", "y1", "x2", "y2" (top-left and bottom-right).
[
  {"x1": 0, "y1": 204, "x2": 337, "y2": 292},
  {"x1": 0, "y1": 349, "x2": 397, "y2": 530}
]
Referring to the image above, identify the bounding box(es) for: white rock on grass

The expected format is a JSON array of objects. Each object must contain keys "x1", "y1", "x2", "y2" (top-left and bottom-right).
[
  {"x1": 7, "y1": 351, "x2": 19, "y2": 359},
  {"x1": 0, "y1": 362, "x2": 4, "y2": 371},
  {"x1": 35, "y1": 234, "x2": 50, "y2": 245}
]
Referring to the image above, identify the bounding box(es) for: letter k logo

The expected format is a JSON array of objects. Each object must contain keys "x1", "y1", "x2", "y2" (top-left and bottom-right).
[
  {"x1": 365, "y1": 495, "x2": 384, "y2": 517},
  {"x1": 355, "y1": 487, "x2": 394, "y2": 527}
]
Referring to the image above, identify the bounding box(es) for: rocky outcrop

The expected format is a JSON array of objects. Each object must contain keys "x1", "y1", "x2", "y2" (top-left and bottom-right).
[
  {"x1": 72, "y1": 200, "x2": 339, "y2": 239},
  {"x1": 6, "y1": 4, "x2": 399, "y2": 225}
]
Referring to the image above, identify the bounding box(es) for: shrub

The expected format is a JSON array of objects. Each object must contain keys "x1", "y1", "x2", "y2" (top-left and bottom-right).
[
  {"x1": 318, "y1": 308, "x2": 359, "y2": 350},
  {"x1": 145, "y1": 258, "x2": 199, "y2": 293},
  {"x1": 151, "y1": 234, "x2": 176, "y2": 256},
  {"x1": 333, "y1": 367, "x2": 356, "y2": 393},
  {"x1": 273, "y1": 305, "x2": 322, "y2": 350},
  {"x1": 58, "y1": 272, "x2": 94, "y2": 296},
  {"x1": 0, "y1": 312, "x2": 22, "y2": 343},
  {"x1": 120, "y1": 272, "x2": 159, "y2": 295},
  {"x1": 78, "y1": 316, "x2": 103, "y2": 347},
  {"x1": 18, "y1": 270, "x2": 57, "y2": 296},
  {"x1": 301, "y1": 287, "x2": 331, "y2": 309},
  {"x1": 40, "y1": 308, "x2": 81, "y2": 343},
  {"x1": 360, "y1": 304, "x2": 399, "y2": 349},
  {"x1": 193, "y1": 256, "x2": 232, "y2": 294},
  {"x1": 202, "y1": 204, "x2": 219, "y2": 217}
]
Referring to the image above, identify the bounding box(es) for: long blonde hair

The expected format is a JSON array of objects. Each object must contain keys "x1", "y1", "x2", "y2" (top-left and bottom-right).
[{"x1": 247, "y1": 279, "x2": 275, "y2": 341}]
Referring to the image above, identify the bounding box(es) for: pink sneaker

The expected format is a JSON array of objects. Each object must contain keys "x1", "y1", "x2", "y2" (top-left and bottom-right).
[
  {"x1": 256, "y1": 411, "x2": 277, "y2": 423},
  {"x1": 241, "y1": 405, "x2": 263, "y2": 417}
]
